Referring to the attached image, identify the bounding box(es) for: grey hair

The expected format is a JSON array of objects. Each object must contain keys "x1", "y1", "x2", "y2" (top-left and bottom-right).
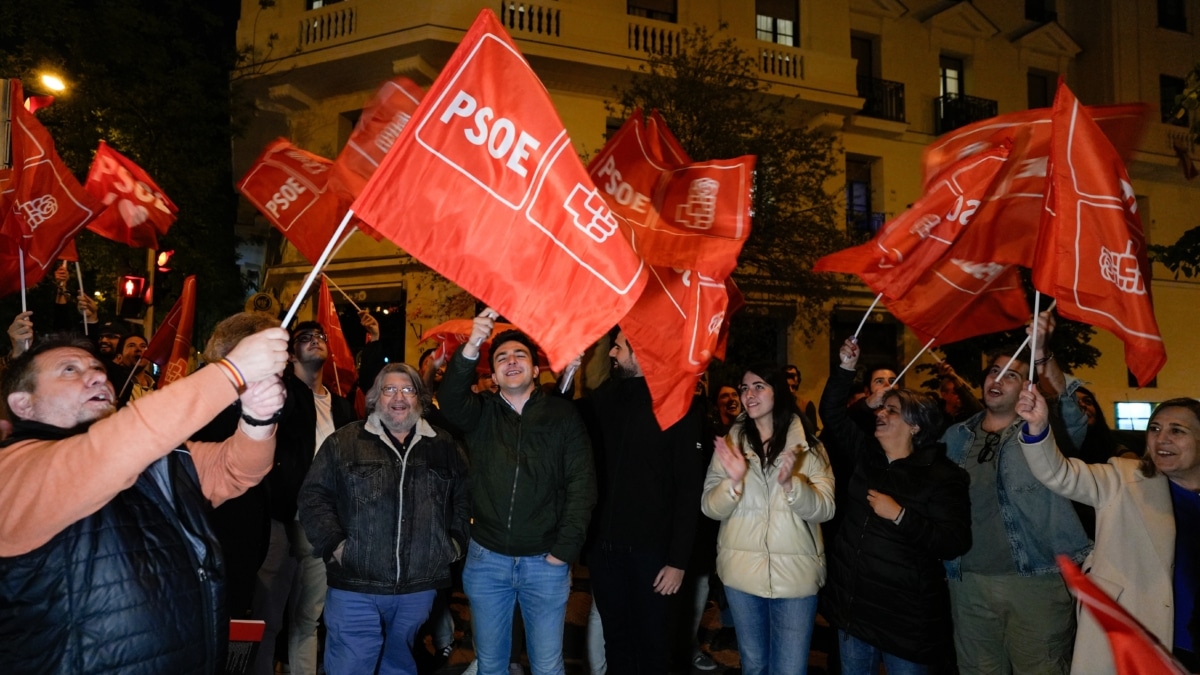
[{"x1": 365, "y1": 362, "x2": 432, "y2": 416}]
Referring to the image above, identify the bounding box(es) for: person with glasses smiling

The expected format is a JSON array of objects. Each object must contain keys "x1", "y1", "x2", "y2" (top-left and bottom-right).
[
  {"x1": 939, "y1": 310, "x2": 1091, "y2": 675},
  {"x1": 299, "y1": 362, "x2": 468, "y2": 675}
]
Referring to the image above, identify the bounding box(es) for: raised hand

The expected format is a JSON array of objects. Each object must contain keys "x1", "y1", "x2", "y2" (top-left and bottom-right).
[
  {"x1": 838, "y1": 337, "x2": 859, "y2": 371},
  {"x1": 1015, "y1": 382, "x2": 1049, "y2": 437},
  {"x1": 224, "y1": 327, "x2": 290, "y2": 383},
  {"x1": 240, "y1": 375, "x2": 286, "y2": 421},
  {"x1": 463, "y1": 307, "x2": 498, "y2": 360}
]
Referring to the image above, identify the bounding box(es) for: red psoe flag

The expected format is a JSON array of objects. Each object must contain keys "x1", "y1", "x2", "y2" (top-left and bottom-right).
[
  {"x1": 814, "y1": 143, "x2": 1010, "y2": 298},
  {"x1": 886, "y1": 259, "x2": 1029, "y2": 346},
  {"x1": 1057, "y1": 556, "x2": 1189, "y2": 675},
  {"x1": 1036, "y1": 83, "x2": 1166, "y2": 387},
  {"x1": 587, "y1": 110, "x2": 754, "y2": 279},
  {"x1": 84, "y1": 141, "x2": 178, "y2": 249},
  {"x1": 621, "y1": 266, "x2": 731, "y2": 429},
  {"x1": 317, "y1": 277, "x2": 359, "y2": 398},
  {"x1": 238, "y1": 139, "x2": 347, "y2": 265},
  {"x1": 350, "y1": 9, "x2": 647, "y2": 370},
  {"x1": 142, "y1": 275, "x2": 196, "y2": 388},
  {"x1": 331, "y1": 77, "x2": 425, "y2": 200},
  {"x1": 0, "y1": 81, "x2": 102, "y2": 296}
]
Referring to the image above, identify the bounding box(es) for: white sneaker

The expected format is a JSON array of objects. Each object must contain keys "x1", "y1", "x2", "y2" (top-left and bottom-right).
[{"x1": 692, "y1": 652, "x2": 718, "y2": 671}]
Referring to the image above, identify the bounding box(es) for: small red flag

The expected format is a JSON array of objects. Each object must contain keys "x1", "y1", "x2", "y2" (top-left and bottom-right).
[
  {"x1": 317, "y1": 277, "x2": 359, "y2": 398},
  {"x1": 142, "y1": 275, "x2": 196, "y2": 388},
  {"x1": 0, "y1": 81, "x2": 102, "y2": 297},
  {"x1": 814, "y1": 143, "x2": 1010, "y2": 299},
  {"x1": 350, "y1": 9, "x2": 647, "y2": 371},
  {"x1": 620, "y1": 266, "x2": 732, "y2": 429},
  {"x1": 1035, "y1": 82, "x2": 1165, "y2": 387},
  {"x1": 1057, "y1": 556, "x2": 1189, "y2": 675},
  {"x1": 84, "y1": 141, "x2": 178, "y2": 249},
  {"x1": 587, "y1": 110, "x2": 754, "y2": 279},
  {"x1": 238, "y1": 138, "x2": 347, "y2": 265},
  {"x1": 330, "y1": 77, "x2": 425, "y2": 200}
]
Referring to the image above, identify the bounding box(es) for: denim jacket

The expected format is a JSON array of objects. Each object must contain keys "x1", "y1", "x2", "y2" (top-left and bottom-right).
[{"x1": 941, "y1": 377, "x2": 1092, "y2": 579}]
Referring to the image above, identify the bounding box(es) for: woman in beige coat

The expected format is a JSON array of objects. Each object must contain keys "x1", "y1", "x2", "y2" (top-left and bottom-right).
[
  {"x1": 1016, "y1": 388, "x2": 1200, "y2": 673},
  {"x1": 702, "y1": 364, "x2": 836, "y2": 675}
]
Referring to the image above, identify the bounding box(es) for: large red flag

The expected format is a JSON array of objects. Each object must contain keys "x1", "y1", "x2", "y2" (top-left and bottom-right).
[
  {"x1": 814, "y1": 143, "x2": 1010, "y2": 299},
  {"x1": 586, "y1": 110, "x2": 754, "y2": 279},
  {"x1": 330, "y1": 77, "x2": 425, "y2": 200},
  {"x1": 1057, "y1": 556, "x2": 1189, "y2": 675},
  {"x1": 317, "y1": 276, "x2": 359, "y2": 398},
  {"x1": 350, "y1": 9, "x2": 647, "y2": 370},
  {"x1": 1035, "y1": 83, "x2": 1165, "y2": 386},
  {"x1": 142, "y1": 275, "x2": 196, "y2": 388},
  {"x1": 621, "y1": 266, "x2": 731, "y2": 429},
  {"x1": 238, "y1": 139, "x2": 347, "y2": 265},
  {"x1": 84, "y1": 141, "x2": 178, "y2": 249},
  {"x1": 0, "y1": 81, "x2": 102, "y2": 297},
  {"x1": 886, "y1": 258, "x2": 1029, "y2": 346}
]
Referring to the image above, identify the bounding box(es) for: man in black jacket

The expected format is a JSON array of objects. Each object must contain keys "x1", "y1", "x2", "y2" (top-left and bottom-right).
[
  {"x1": 299, "y1": 362, "x2": 469, "y2": 675},
  {"x1": 251, "y1": 321, "x2": 358, "y2": 675},
  {"x1": 439, "y1": 308, "x2": 596, "y2": 675},
  {"x1": 586, "y1": 330, "x2": 703, "y2": 674}
]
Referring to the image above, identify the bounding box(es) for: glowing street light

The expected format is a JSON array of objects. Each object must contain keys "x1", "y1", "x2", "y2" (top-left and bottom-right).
[{"x1": 40, "y1": 73, "x2": 66, "y2": 92}]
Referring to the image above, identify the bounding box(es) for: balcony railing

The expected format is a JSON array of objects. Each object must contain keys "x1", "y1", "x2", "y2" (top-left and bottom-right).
[
  {"x1": 856, "y1": 76, "x2": 906, "y2": 123},
  {"x1": 628, "y1": 22, "x2": 681, "y2": 56},
  {"x1": 935, "y1": 93, "x2": 998, "y2": 135},
  {"x1": 499, "y1": 2, "x2": 561, "y2": 38},
  {"x1": 299, "y1": 4, "x2": 357, "y2": 49},
  {"x1": 759, "y1": 47, "x2": 801, "y2": 81}
]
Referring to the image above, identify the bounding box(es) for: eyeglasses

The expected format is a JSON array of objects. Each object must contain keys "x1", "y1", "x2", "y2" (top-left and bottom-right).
[
  {"x1": 978, "y1": 431, "x2": 1001, "y2": 463},
  {"x1": 381, "y1": 385, "x2": 418, "y2": 397},
  {"x1": 295, "y1": 332, "x2": 328, "y2": 344}
]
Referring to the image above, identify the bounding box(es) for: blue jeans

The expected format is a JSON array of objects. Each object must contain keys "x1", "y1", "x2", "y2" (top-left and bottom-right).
[
  {"x1": 724, "y1": 586, "x2": 817, "y2": 675},
  {"x1": 463, "y1": 540, "x2": 571, "y2": 675},
  {"x1": 838, "y1": 630, "x2": 928, "y2": 675},
  {"x1": 323, "y1": 587, "x2": 436, "y2": 675}
]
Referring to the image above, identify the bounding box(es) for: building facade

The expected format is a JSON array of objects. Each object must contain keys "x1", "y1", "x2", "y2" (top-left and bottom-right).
[{"x1": 233, "y1": 0, "x2": 1200, "y2": 422}]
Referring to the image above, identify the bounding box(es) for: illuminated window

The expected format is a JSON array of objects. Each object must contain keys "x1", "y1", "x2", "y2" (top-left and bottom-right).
[
  {"x1": 1115, "y1": 401, "x2": 1154, "y2": 431},
  {"x1": 756, "y1": 0, "x2": 798, "y2": 47}
]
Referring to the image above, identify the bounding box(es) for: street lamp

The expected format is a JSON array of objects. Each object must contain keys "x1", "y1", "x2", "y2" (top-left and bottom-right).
[{"x1": 39, "y1": 73, "x2": 66, "y2": 92}]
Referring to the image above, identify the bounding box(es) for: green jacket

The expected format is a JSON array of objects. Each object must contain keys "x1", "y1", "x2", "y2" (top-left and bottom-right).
[{"x1": 439, "y1": 348, "x2": 596, "y2": 563}]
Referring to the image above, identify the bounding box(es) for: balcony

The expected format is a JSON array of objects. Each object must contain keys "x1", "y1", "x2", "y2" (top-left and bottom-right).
[
  {"x1": 935, "y1": 93, "x2": 998, "y2": 135},
  {"x1": 856, "y1": 76, "x2": 906, "y2": 123}
]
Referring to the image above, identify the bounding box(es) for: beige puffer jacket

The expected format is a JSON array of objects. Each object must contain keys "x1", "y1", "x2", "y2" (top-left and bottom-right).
[{"x1": 702, "y1": 415, "x2": 836, "y2": 599}]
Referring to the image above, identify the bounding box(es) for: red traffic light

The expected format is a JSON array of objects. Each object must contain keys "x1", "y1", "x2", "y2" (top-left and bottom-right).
[
  {"x1": 117, "y1": 275, "x2": 147, "y2": 318},
  {"x1": 120, "y1": 275, "x2": 145, "y2": 298},
  {"x1": 156, "y1": 250, "x2": 174, "y2": 273}
]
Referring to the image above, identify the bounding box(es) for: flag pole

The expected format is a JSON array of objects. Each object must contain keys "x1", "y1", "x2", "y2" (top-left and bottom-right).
[
  {"x1": 1029, "y1": 292, "x2": 1042, "y2": 383},
  {"x1": 281, "y1": 212, "x2": 357, "y2": 328},
  {"x1": 18, "y1": 246, "x2": 27, "y2": 313},
  {"x1": 322, "y1": 273, "x2": 363, "y2": 313},
  {"x1": 852, "y1": 293, "x2": 884, "y2": 342},
  {"x1": 995, "y1": 299, "x2": 1058, "y2": 382},
  {"x1": 75, "y1": 261, "x2": 88, "y2": 336},
  {"x1": 892, "y1": 337, "x2": 937, "y2": 388}
]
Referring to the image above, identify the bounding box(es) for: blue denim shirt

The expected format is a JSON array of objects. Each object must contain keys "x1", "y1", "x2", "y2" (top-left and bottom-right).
[{"x1": 941, "y1": 377, "x2": 1092, "y2": 579}]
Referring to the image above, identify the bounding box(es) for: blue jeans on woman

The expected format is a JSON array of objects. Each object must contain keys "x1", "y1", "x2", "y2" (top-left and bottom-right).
[
  {"x1": 323, "y1": 587, "x2": 436, "y2": 675},
  {"x1": 462, "y1": 539, "x2": 571, "y2": 675},
  {"x1": 837, "y1": 630, "x2": 929, "y2": 675},
  {"x1": 724, "y1": 586, "x2": 818, "y2": 675}
]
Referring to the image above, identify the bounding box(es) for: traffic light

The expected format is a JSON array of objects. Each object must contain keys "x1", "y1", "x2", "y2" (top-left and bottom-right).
[
  {"x1": 117, "y1": 275, "x2": 146, "y2": 318},
  {"x1": 156, "y1": 250, "x2": 174, "y2": 273}
]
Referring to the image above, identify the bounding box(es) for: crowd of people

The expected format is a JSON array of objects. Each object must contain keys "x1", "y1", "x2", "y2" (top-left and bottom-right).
[{"x1": 0, "y1": 292, "x2": 1196, "y2": 675}]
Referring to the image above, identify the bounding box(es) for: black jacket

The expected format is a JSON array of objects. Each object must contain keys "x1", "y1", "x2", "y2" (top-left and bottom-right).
[
  {"x1": 0, "y1": 424, "x2": 227, "y2": 675},
  {"x1": 299, "y1": 416, "x2": 470, "y2": 595},
  {"x1": 267, "y1": 371, "x2": 357, "y2": 523},
  {"x1": 439, "y1": 349, "x2": 596, "y2": 563},
  {"x1": 819, "y1": 368, "x2": 971, "y2": 664},
  {"x1": 585, "y1": 376, "x2": 704, "y2": 569}
]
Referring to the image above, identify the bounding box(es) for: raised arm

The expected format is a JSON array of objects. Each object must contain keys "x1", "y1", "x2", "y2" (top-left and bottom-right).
[{"x1": 1015, "y1": 383, "x2": 1120, "y2": 508}]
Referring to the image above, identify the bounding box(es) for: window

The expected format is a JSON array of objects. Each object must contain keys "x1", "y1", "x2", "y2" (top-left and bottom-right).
[
  {"x1": 846, "y1": 156, "x2": 879, "y2": 234},
  {"x1": 605, "y1": 117, "x2": 625, "y2": 142},
  {"x1": 756, "y1": 0, "x2": 798, "y2": 46},
  {"x1": 940, "y1": 56, "x2": 964, "y2": 98},
  {"x1": 628, "y1": 0, "x2": 677, "y2": 23},
  {"x1": 307, "y1": 0, "x2": 345, "y2": 9},
  {"x1": 851, "y1": 36, "x2": 875, "y2": 79},
  {"x1": 1027, "y1": 70, "x2": 1055, "y2": 109},
  {"x1": 1161, "y1": 75, "x2": 1188, "y2": 126},
  {"x1": 1025, "y1": 0, "x2": 1057, "y2": 22},
  {"x1": 1115, "y1": 401, "x2": 1154, "y2": 431},
  {"x1": 1159, "y1": 0, "x2": 1187, "y2": 32},
  {"x1": 1128, "y1": 368, "x2": 1159, "y2": 389}
]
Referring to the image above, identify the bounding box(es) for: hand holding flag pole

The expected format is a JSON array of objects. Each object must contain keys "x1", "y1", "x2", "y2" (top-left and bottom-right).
[
  {"x1": 994, "y1": 299, "x2": 1058, "y2": 382},
  {"x1": 852, "y1": 293, "x2": 884, "y2": 342},
  {"x1": 281, "y1": 211, "x2": 357, "y2": 328}
]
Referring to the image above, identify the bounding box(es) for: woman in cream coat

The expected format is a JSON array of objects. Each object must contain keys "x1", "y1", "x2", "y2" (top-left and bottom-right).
[
  {"x1": 702, "y1": 364, "x2": 836, "y2": 675},
  {"x1": 1016, "y1": 388, "x2": 1200, "y2": 673}
]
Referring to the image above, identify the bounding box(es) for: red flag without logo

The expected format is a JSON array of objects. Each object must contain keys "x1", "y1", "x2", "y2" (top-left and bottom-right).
[
  {"x1": 142, "y1": 275, "x2": 196, "y2": 388},
  {"x1": 318, "y1": 277, "x2": 360, "y2": 398}
]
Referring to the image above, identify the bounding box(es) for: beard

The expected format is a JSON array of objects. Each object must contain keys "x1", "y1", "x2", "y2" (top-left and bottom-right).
[{"x1": 611, "y1": 358, "x2": 637, "y2": 379}]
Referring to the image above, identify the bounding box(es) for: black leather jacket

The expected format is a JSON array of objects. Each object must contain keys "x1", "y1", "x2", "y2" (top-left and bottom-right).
[{"x1": 298, "y1": 415, "x2": 470, "y2": 595}]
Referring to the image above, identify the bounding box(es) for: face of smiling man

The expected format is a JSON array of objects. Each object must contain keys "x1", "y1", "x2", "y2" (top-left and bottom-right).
[
  {"x1": 490, "y1": 339, "x2": 539, "y2": 397},
  {"x1": 376, "y1": 371, "x2": 422, "y2": 434},
  {"x1": 8, "y1": 347, "x2": 116, "y2": 428}
]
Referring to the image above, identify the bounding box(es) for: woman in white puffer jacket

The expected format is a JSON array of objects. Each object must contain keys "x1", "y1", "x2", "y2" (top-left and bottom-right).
[{"x1": 702, "y1": 364, "x2": 836, "y2": 675}]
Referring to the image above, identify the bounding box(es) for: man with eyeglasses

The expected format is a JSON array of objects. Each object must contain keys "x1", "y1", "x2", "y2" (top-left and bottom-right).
[
  {"x1": 252, "y1": 321, "x2": 360, "y2": 675},
  {"x1": 939, "y1": 311, "x2": 1090, "y2": 674},
  {"x1": 438, "y1": 308, "x2": 596, "y2": 675},
  {"x1": 299, "y1": 363, "x2": 468, "y2": 674}
]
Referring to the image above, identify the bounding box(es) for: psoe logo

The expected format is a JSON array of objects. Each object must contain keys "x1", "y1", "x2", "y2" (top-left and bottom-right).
[
  {"x1": 564, "y1": 184, "x2": 619, "y2": 244},
  {"x1": 17, "y1": 194, "x2": 58, "y2": 230},
  {"x1": 676, "y1": 178, "x2": 719, "y2": 230},
  {"x1": 950, "y1": 258, "x2": 1004, "y2": 282},
  {"x1": 1099, "y1": 240, "x2": 1146, "y2": 295}
]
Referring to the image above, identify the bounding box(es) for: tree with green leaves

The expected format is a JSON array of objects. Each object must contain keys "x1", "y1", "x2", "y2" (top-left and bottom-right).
[
  {"x1": 1, "y1": 0, "x2": 248, "y2": 337},
  {"x1": 612, "y1": 25, "x2": 850, "y2": 344}
]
